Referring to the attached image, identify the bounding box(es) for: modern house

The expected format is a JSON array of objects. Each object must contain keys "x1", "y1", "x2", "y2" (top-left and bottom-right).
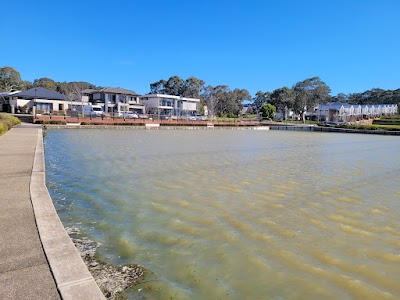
[
  {"x1": 139, "y1": 94, "x2": 200, "y2": 117},
  {"x1": 3, "y1": 87, "x2": 69, "y2": 114},
  {"x1": 82, "y1": 87, "x2": 145, "y2": 114}
]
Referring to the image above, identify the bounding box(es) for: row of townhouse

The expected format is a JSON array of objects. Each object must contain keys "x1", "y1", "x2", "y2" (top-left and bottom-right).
[
  {"x1": 274, "y1": 103, "x2": 398, "y2": 121},
  {"x1": 0, "y1": 87, "x2": 200, "y2": 117},
  {"x1": 314, "y1": 103, "x2": 398, "y2": 122}
]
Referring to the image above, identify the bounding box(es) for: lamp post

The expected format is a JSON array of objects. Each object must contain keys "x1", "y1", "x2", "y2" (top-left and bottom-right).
[{"x1": 34, "y1": 88, "x2": 37, "y2": 120}]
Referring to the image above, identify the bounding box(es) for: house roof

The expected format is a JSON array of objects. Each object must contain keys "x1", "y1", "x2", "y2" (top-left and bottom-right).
[
  {"x1": 85, "y1": 87, "x2": 140, "y2": 96},
  {"x1": 0, "y1": 91, "x2": 21, "y2": 96},
  {"x1": 13, "y1": 87, "x2": 68, "y2": 100},
  {"x1": 81, "y1": 89, "x2": 97, "y2": 94}
]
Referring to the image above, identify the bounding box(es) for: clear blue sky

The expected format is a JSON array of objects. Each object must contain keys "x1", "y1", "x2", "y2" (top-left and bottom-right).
[{"x1": 2, "y1": 0, "x2": 399, "y2": 96}]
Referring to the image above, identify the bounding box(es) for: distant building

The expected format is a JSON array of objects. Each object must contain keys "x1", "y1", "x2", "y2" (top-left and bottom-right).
[
  {"x1": 0, "y1": 91, "x2": 21, "y2": 113},
  {"x1": 3, "y1": 87, "x2": 69, "y2": 114},
  {"x1": 139, "y1": 94, "x2": 200, "y2": 116},
  {"x1": 315, "y1": 103, "x2": 398, "y2": 122},
  {"x1": 82, "y1": 87, "x2": 145, "y2": 114}
]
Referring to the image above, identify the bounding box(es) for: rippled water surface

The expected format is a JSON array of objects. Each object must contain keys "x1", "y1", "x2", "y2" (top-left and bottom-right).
[{"x1": 44, "y1": 129, "x2": 400, "y2": 299}]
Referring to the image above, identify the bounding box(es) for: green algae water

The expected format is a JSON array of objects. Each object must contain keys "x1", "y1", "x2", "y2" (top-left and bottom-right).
[{"x1": 45, "y1": 129, "x2": 400, "y2": 299}]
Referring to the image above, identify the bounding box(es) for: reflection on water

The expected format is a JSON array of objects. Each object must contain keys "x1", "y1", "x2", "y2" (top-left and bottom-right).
[{"x1": 45, "y1": 129, "x2": 400, "y2": 299}]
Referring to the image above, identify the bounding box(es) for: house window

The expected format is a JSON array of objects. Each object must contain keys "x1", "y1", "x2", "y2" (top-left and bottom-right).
[{"x1": 108, "y1": 94, "x2": 116, "y2": 103}]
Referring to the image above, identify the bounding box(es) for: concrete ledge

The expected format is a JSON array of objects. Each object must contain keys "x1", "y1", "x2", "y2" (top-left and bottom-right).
[
  {"x1": 30, "y1": 130, "x2": 105, "y2": 299},
  {"x1": 145, "y1": 123, "x2": 160, "y2": 128},
  {"x1": 253, "y1": 126, "x2": 270, "y2": 130}
]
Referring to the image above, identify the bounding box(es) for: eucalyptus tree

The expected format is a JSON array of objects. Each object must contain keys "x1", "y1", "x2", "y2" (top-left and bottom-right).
[
  {"x1": 0, "y1": 66, "x2": 22, "y2": 92},
  {"x1": 33, "y1": 77, "x2": 59, "y2": 91},
  {"x1": 293, "y1": 77, "x2": 331, "y2": 122},
  {"x1": 227, "y1": 88, "x2": 251, "y2": 116},
  {"x1": 150, "y1": 79, "x2": 167, "y2": 94},
  {"x1": 269, "y1": 87, "x2": 295, "y2": 120},
  {"x1": 210, "y1": 85, "x2": 230, "y2": 117},
  {"x1": 150, "y1": 76, "x2": 205, "y2": 98},
  {"x1": 201, "y1": 85, "x2": 218, "y2": 117},
  {"x1": 252, "y1": 91, "x2": 270, "y2": 114},
  {"x1": 181, "y1": 77, "x2": 205, "y2": 98}
]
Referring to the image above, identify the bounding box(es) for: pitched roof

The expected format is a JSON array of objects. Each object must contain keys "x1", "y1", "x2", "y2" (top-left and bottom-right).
[
  {"x1": 81, "y1": 87, "x2": 140, "y2": 96},
  {"x1": 13, "y1": 87, "x2": 68, "y2": 100},
  {"x1": 99, "y1": 87, "x2": 140, "y2": 96},
  {"x1": 81, "y1": 89, "x2": 97, "y2": 94}
]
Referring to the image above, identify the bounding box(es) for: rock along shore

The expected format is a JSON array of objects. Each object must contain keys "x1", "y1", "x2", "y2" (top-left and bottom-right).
[{"x1": 65, "y1": 227, "x2": 145, "y2": 300}]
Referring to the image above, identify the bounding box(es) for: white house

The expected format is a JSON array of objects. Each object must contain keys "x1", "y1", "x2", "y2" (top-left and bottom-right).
[
  {"x1": 5, "y1": 87, "x2": 69, "y2": 114},
  {"x1": 139, "y1": 94, "x2": 200, "y2": 117}
]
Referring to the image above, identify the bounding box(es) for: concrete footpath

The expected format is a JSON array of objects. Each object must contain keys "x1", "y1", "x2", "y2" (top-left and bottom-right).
[{"x1": 0, "y1": 125, "x2": 105, "y2": 299}]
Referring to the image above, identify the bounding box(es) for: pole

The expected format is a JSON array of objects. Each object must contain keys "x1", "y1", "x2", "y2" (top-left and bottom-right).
[{"x1": 34, "y1": 88, "x2": 37, "y2": 120}]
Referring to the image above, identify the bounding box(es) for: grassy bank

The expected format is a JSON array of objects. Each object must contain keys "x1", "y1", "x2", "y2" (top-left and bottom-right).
[
  {"x1": 0, "y1": 114, "x2": 21, "y2": 135},
  {"x1": 339, "y1": 123, "x2": 400, "y2": 131},
  {"x1": 373, "y1": 116, "x2": 400, "y2": 125}
]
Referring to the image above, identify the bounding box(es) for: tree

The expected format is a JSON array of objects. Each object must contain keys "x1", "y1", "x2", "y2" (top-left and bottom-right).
[
  {"x1": 0, "y1": 66, "x2": 22, "y2": 92},
  {"x1": 269, "y1": 87, "x2": 295, "y2": 120},
  {"x1": 252, "y1": 91, "x2": 270, "y2": 114},
  {"x1": 150, "y1": 79, "x2": 167, "y2": 94},
  {"x1": 260, "y1": 103, "x2": 276, "y2": 120},
  {"x1": 210, "y1": 85, "x2": 230, "y2": 117},
  {"x1": 202, "y1": 86, "x2": 250, "y2": 117},
  {"x1": 164, "y1": 76, "x2": 184, "y2": 95},
  {"x1": 181, "y1": 77, "x2": 205, "y2": 98},
  {"x1": 150, "y1": 76, "x2": 205, "y2": 98},
  {"x1": 20, "y1": 80, "x2": 33, "y2": 91},
  {"x1": 293, "y1": 77, "x2": 331, "y2": 123},
  {"x1": 201, "y1": 85, "x2": 218, "y2": 117},
  {"x1": 33, "y1": 77, "x2": 58, "y2": 91},
  {"x1": 228, "y1": 88, "x2": 251, "y2": 116}
]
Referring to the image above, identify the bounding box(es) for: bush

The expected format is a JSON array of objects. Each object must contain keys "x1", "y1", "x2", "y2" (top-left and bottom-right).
[
  {"x1": 0, "y1": 122, "x2": 8, "y2": 135},
  {"x1": 0, "y1": 114, "x2": 21, "y2": 134}
]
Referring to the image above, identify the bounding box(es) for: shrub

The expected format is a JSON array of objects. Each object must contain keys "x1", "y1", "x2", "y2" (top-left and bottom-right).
[
  {"x1": 0, "y1": 114, "x2": 21, "y2": 134},
  {"x1": 0, "y1": 122, "x2": 8, "y2": 135},
  {"x1": 0, "y1": 114, "x2": 21, "y2": 127}
]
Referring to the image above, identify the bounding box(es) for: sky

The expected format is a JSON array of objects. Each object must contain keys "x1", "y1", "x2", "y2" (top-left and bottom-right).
[{"x1": 1, "y1": 0, "x2": 399, "y2": 96}]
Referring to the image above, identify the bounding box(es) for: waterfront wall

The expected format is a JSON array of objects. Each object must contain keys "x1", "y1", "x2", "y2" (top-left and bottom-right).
[{"x1": 30, "y1": 129, "x2": 106, "y2": 299}]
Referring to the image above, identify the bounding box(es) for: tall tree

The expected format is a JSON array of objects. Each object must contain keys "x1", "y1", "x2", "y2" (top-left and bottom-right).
[
  {"x1": 228, "y1": 88, "x2": 251, "y2": 116},
  {"x1": 252, "y1": 91, "x2": 269, "y2": 114},
  {"x1": 164, "y1": 76, "x2": 184, "y2": 95},
  {"x1": 150, "y1": 76, "x2": 205, "y2": 98},
  {"x1": 211, "y1": 85, "x2": 230, "y2": 117},
  {"x1": 149, "y1": 80, "x2": 167, "y2": 94},
  {"x1": 181, "y1": 77, "x2": 205, "y2": 98},
  {"x1": 0, "y1": 66, "x2": 22, "y2": 92},
  {"x1": 33, "y1": 77, "x2": 58, "y2": 91},
  {"x1": 293, "y1": 77, "x2": 331, "y2": 122},
  {"x1": 269, "y1": 87, "x2": 295, "y2": 120},
  {"x1": 201, "y1": 85, "x2": 218, "y2": 117}
]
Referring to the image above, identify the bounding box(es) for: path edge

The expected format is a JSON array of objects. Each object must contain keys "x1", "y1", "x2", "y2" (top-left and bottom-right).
[{"x1": 30, "y1": 129, "x2": 106, "y2": 300}]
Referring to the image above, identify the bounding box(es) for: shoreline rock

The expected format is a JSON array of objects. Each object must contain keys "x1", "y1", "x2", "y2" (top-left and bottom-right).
[{"x1": 65, "y1": 227, "x2": 145, "y2": 299}]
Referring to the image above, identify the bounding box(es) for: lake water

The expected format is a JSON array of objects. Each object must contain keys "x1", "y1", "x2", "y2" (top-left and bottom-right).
[{"x1": 44, "y1": 129, "x2": 400, "y2": 300}]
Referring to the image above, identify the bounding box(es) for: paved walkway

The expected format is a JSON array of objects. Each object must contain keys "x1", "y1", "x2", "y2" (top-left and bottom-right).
[{"x1": 0, "y1": 124, "x2": 60, "y2": 299}]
